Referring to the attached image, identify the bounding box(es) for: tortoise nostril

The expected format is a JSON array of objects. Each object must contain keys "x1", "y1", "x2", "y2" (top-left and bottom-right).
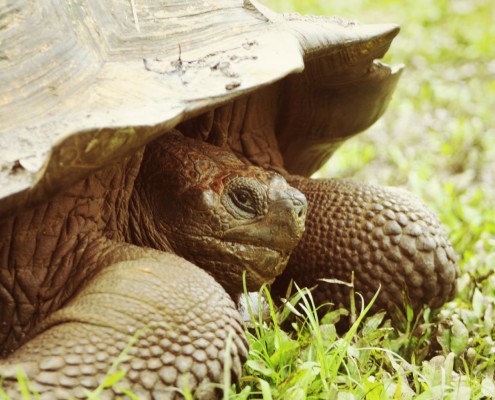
[
  {"x1": 289, "y1": 189, "x2": 307, "y2": 220},
  {"x1": 293, "y1": 201, "x2": 306, "y2": 220}
]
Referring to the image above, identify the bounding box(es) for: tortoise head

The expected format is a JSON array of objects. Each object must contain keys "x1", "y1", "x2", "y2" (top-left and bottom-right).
[{"x1": 131, "y1": 132, "x2": 307, "y2": 294}]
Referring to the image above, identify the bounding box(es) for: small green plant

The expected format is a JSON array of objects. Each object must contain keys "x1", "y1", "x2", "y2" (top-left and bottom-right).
[{"x1": 229, "y1": 280, "x2": 494, "y2": 399}]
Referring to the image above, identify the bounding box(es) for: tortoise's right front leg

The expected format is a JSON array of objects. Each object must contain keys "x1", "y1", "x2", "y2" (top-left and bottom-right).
[
  {"x1": 274, "y1": 177, "x2": 459, "y2": 318},
  {"x1": 0, "y1": 245, "x2": 247, "y2": 400}
]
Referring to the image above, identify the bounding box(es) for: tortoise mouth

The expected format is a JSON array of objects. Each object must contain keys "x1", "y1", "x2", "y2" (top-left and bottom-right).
[
  {"x1": 184, "y1": 234, "x2": 289, "y2": 292},
  {"x1": 222, "y1": 238, "x2": 288, "y2": 274}
]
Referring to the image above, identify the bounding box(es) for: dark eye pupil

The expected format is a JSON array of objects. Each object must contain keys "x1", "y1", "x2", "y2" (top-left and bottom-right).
[
  {"x1": 237, "y1": 192, "x2": 248, "y2": 204},
  {"x1": 230, "y1": 189, "x2": 256, "y2": 214}
]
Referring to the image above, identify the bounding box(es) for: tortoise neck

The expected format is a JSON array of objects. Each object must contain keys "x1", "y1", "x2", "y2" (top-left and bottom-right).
[
  {"x1": 0, "y1": 151, "x2": 143, "y2": 355},
  {"x1": 126, "y1": 160, "x2": 175, "y2": 254}
]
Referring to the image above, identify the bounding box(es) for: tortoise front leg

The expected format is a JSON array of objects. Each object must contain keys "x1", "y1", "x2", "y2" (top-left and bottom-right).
[
  {"x1": 0, "y1": 244, "x2": 247, "y2": 400},
  {"x1": 273, "y1": 177, "x2": 459, "y2": 317}
]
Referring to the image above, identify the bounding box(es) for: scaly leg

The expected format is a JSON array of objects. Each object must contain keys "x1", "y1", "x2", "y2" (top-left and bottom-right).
[
  {"x1": 0, "y1": 244, "x2": 247, "y2": 400},
  {"x1": 273, "y1": 177, "x2": 459, "y2": 317}
]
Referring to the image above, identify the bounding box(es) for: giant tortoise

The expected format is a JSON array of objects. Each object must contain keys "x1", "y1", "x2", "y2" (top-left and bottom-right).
[{"x1": 0, "y1": 0, "x2": 458, "y2": 398}]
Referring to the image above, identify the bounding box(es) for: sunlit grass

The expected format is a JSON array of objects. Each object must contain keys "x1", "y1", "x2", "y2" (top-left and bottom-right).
[{"x1": 231, "y1": 285, "x2": 495, "y2": 399}]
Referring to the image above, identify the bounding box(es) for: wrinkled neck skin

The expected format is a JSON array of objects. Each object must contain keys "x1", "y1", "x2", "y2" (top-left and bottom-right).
[
  {"x1": 0, "y1": 150, "x2": 144, "y2": 355},
  {"x1": 128, "y1": 133, "x2": 307, "y2": 297}
]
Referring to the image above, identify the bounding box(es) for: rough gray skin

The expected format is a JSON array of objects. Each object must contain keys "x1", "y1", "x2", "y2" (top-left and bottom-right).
[
  {"x1": 0, "y1": 130, "x2": 458, "y2": 399},
  {"x1": 274, "y1": 178, "x2": 458, "y2": 316},
  {"x1": 0, "y1": 133, "x2": 307, "y2": 399}
]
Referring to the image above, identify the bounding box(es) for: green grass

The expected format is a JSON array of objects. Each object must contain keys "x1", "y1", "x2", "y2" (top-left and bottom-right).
[{"x1": 230, "y1": 0, "x2": 495, "y2": 398}]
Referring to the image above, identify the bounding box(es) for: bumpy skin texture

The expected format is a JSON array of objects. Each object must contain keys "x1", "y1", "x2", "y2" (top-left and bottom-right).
[
  {"x1": 129, "y1": 133, "x2": 307, "y2": 294},
  {"x1": 0, "y1": 131, "x2": 458, "y2": 398},
  {"x1": 0, "y1": 252, "x2": 248, "y2": 400},
  {"x1": 273, "y1": 178, "x2": 459, "y2": 316},
  {"x1": 0, "y1": 133, "x2": 307, "y2": 399}
]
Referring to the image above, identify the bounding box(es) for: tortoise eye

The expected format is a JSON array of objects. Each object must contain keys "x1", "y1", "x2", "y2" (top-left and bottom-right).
[{"x1": 230, "y1": 189, "x2": 256, "y2": 214}]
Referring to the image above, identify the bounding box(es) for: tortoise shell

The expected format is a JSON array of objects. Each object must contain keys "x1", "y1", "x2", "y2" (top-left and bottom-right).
[{"x1": 0, "y1": 0, "x2": 401, "y2": 217}]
